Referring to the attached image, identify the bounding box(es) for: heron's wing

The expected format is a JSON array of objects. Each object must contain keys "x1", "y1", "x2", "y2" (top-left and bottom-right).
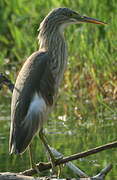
[{"x1": 9, "y1": 51, "x2": 55, "y2": 153}]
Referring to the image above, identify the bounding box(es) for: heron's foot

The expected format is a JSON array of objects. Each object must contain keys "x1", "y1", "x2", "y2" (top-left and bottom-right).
[
  {"x1": 31, "y1": 162, "x2": 40, "y2": 175},
  {"x1": 49, "y1": 155, "x2": 63, "y2": 177}
]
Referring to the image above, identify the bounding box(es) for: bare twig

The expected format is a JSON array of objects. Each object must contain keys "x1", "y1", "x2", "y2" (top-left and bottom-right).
[
  {"x1": 92, "y1": 164, "x2": 112, "y2": 180},
  {"x1": 57, "y1": 140, "x2": 117, "y2": 164}
]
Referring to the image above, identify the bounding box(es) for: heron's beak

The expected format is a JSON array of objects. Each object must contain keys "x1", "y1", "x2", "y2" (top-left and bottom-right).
[{"x1": 78, "y1": 16, "x2": 107, "y2": 25}]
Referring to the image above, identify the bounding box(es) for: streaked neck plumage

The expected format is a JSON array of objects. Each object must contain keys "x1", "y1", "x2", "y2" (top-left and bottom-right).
[{"x1": 38, "y1": 19, "x2": 68, "y2": 78}]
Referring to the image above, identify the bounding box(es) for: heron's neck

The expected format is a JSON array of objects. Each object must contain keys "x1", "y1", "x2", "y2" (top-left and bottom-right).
[{"x1": 38, "y1": 25, "x2": 68, "y2": 70}]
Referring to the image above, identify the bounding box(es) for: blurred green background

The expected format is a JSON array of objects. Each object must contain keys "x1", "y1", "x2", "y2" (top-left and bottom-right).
[{"x1": 0, "y1": 0, "x2": 117, "y2": 179}]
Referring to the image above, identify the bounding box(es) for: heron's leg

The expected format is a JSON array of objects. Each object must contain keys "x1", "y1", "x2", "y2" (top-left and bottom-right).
[
  {"x1": 29, "y1": 144, "x2": 40, "y2": 174},
  {"x1": 39, "y1": 129, "x2": 56, "y2": 171},
  {"x1": 29, "y1": 144, "x2": 35, "y2": 168}
]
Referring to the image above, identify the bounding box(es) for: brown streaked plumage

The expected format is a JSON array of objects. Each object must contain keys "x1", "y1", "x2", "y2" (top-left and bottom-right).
[{"x1": 9, "y1": 7, "x2": 106, "y2": 166}]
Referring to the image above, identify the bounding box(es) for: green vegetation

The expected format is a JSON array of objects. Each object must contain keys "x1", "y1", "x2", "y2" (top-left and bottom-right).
[{"x1": 0, "y1": 0, "x2": 117, "y2": 178}]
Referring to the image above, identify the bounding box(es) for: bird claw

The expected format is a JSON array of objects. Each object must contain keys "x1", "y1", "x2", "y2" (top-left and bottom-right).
[
  {"x1": 49, "y1": 155, "x2": 64, "y2": 177},
  {"x1": 31, "y1": 162, "x2": 40, "y2": 175}
]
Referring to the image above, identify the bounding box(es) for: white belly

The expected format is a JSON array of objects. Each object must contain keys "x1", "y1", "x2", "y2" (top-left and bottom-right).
[{"x1": 25, "y1": 92, "x2": 48, "y2": 130}]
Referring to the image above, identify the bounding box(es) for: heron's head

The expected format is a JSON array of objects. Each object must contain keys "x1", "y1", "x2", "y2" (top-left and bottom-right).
[{"x1": 40, "y1": 8, "x2": 106, "y2": 31}]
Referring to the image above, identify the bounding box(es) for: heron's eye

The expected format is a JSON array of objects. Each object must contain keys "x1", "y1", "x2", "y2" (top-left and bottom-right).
[
  {"x1": 69, "y1": 12, "x2": 79, "y2": 18},
  {"x1": 67, "y1": 12, "x2": 75, "y2": 17}
]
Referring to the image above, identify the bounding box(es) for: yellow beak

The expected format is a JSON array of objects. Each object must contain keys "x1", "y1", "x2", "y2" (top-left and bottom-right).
[{"x1": 79, "y1": 16, "x2": 107, "y2": 25}]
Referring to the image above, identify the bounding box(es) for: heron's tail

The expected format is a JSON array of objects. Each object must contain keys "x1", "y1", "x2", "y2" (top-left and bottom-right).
[{"x1": 9, "y1": 111, "x2": 41, "y2": 154}]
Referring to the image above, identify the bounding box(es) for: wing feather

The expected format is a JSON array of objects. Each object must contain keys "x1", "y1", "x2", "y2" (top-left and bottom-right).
[{"x1": 9, "y1": 51, "x2": 56, "y2": 153}]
